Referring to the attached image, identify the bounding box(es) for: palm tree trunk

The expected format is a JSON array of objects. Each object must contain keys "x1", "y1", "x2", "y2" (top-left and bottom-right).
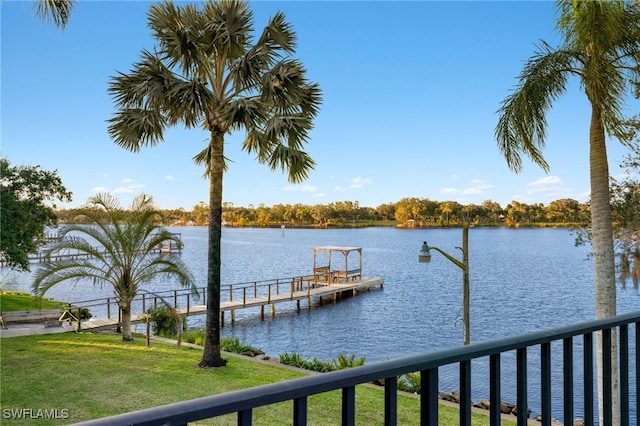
[
  {"x1": 199, "y1": 130, "x2": 227, "y2": 368},
  {"x1": 590, "y1": 105, "x2": 618, "y2": 425},
  {"x1": 121, "y1": 306, "x2": 133, "y2": 342}
]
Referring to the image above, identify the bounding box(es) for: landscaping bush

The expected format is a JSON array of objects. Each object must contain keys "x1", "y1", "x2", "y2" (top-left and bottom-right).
[
  {"x1": 181, "y1": 331, "x2": 264, "y2": 357},
  {"x1": 148, "y1": 306, "x2": 182, "y2": 337},
  {"x1": 278, "y1": 352, "x2": 365, "y2": 373},
  {"x1": 221, "y1": 336, "x2": 264, "y2": 357},
  {"x1": 182, "y1": 328, "x2": 205, "y2": 346}
]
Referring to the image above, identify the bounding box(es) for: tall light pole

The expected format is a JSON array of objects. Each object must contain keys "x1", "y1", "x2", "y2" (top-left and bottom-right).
[{"x1": 418, "y1": 227, "x2": 470, "y2": 345}]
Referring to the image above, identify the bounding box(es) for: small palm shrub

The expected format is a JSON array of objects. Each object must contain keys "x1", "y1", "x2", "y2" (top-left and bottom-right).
[
  {"x1": 180, "y1": 331, "x2": 264, "y2": 357},
  {"x1": 221, "y1": 336, "x2": 264, "y2": 357},
  {"x1": 279, "y1": 352, "x2": 365, "y2": 373},
  {"x1": 397, "y1": 372, "x2": 421, "y2": 393},
  {"x1": 332, "y1": 353, "x2": 365, "y2": 370}
]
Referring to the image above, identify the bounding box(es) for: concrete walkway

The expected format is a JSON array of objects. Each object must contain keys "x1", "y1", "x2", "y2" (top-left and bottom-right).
[{"x1": 0, "y1": 322, "x2": 71, "y2": 338}]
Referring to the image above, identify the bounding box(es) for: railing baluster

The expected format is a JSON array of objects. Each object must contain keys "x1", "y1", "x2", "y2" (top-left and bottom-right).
[
  {"x1": 460, "y1": 360, "x2": 471, "y2": 426},
  {"x1": 516, "y1": 347, "x2": 528, "y2": 426},
  {"x1": 584, "y1": 332, "x2": 594, "y2": 425},
  {"x1": 563, "y1": 337, "x2": 573, "y2": 425},
  {"x1": 342, "y1": 386, "x2": 355, "y2": 426},
  {"x1": 421, "y1": 368, "x2": 438, "y2": 426},
  {"x1": 619, "y1": 324, "x2": 629, "y2": 426},
  {"x1": 384, "y1": 376, "x2": 397, "y2": 426},
  {"x1": 489, "y1": 353, "x2": 501, "y2": 425},
  {"x1": 293, "y1": 396, "x2": 307, "y2": 426},
  {"x1": 603, "y1": 328, "x2": 613, "y2": 426},
  {"x1": 636, "y1": 322, "x2": 639, "y2": 426},
  {"x1": 541, "y1": 342, "x2": 552, "y2": 425},
  {"x1": 237, "y1": 409, "x2": 251, "y2": 425}
]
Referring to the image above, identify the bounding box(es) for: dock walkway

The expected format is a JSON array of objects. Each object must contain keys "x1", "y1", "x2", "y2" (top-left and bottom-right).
[{"x1": 61, "y1": 277, "x2": 384, "y2": 332}]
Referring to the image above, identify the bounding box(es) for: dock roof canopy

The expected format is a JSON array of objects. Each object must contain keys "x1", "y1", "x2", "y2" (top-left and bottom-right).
[
  {"x1": 313, "y1": 246, "x2": 362, "y2": 253},
  {"x1": 312, "y1": 246, "x2": 363, "y2": 277}
]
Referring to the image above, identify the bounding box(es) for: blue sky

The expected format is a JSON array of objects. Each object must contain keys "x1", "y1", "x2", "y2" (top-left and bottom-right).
[{"x1": 2, "y1": 1, "x2": 638, "y2": 210}]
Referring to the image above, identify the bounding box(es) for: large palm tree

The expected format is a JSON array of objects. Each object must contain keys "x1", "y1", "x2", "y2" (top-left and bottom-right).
[
  {"x1": 32, "y1": 193, "x2": 196, "y2": 341},
  {"x1": 34, "y1": 0, "x2": 75, "y2": 30},
  {"x1": 495, "y1": 1, "x2": 640, "y2": 423},
  {"x1": 107, "y1": 0, "x2": 321, "y2": 367}
]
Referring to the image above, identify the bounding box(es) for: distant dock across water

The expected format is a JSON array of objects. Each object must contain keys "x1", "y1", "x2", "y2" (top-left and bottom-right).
[
  {"x1": 0, "y1": 233, "x2": 183, "y2": 267},
  {"x1": 56, "y1": 275, "x2": 384, "y2": 333}
]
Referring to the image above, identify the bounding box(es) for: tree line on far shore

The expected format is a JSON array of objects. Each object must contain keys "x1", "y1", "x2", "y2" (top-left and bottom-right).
[{"x1": 55, "y1": 197, "x2": 592, "y2": 228}]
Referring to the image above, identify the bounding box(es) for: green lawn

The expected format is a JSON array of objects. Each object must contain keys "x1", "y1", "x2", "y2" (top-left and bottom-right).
[
  {"x1": 0, "y1": 291, "x2": 65, "y2": 312},
  {"x1": 0, "y1": 333, "x2": 513, "y2": 425}
]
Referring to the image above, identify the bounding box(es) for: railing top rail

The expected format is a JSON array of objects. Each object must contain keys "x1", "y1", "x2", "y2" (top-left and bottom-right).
[
  {"x1": 72, "y1": 311, "x2": 640, "y2": 426},
  {"x1": 63, "y1": 276, "x2": 309, "y2": 307}
]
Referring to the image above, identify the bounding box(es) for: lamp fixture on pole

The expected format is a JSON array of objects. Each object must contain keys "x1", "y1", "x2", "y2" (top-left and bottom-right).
[{"x1": 418, "y1": 227, "x2": 470, "y2": 345}]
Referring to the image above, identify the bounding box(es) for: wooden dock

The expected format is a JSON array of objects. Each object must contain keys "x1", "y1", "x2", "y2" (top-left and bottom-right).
[{"x1": 62, "y1": 277, "x2": 384, "y2": 332}]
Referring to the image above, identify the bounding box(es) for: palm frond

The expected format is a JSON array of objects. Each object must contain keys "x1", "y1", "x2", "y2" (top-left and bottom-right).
[
  {"x1": 107, "y1": 108, "x2": 168, "y2": 152},
  {"x1": 229, "y1": 10, "x2": 297, "y2": 92},
  {"x1": 148, "y1": 2, "x2": 215, "y2": 78},
  {"x1": 33, "y1": 0, "x2": 75, "y2": 30},
  {"x1": 224, "y1": 97, "x2": 267, "y2": 131},
  {"x1": 193, "y1": 145, "x2": 231, "y2": 177},
  {"x1": 33, "y1": 260, "x2": 112, "y2": 296},
  {"x1": 203, "y1": 0, "x2": 253, "y2": 61},
  {"x1": 495, "y1": 42, "x2": 575, "y2": 173},
  {"x1": 258, "y1": 11, "x2": 296, "y2": 55},
  {"x1": 165, "y1": 79, "x2": 213, "y2": 128},
  {"x1": 265, "y1": 144, "x2": 316, "y2": 184}
]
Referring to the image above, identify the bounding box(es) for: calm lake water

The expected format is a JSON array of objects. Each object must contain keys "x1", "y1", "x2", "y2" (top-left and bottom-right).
[{"x1": 2, "y1": 226, "x2": 638, "y2": 421}]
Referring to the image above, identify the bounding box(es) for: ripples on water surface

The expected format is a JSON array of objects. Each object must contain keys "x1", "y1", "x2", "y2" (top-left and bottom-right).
[{"x1": 2, "y1": 226, "x2": 638, "y2": 421}]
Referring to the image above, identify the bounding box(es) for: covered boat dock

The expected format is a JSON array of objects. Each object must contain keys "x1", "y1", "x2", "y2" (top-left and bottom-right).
[{"x1": 312, "y1": 246, "x2": 363, "y2": 284}]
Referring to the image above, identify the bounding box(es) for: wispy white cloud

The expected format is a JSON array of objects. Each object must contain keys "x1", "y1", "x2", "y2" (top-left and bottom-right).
[
  {"x1": 90, "y1": 180, "x2": 144, "y2": 198},
  {"x1": 333, "y1": 176, "x2": 373, "y2": 193},
  {"x1": 164, "y1": 175, "x2": 177, "y2": 182},
  {"x1": 349, "y1": 176, "x2": 373, "y2": 189},
  {"x1": 441, "y1": 179, "x2": 494, "y2": 197},
  {"x1": 460, "y1": 180, "x2": 494, "y2": 195},
  {"x1": 284, "y1": 184, "x2": 317, "y2": 192},
  {"x1": 90, "y1": 186, "x2": 109, "y2": 193},
  {"x1": 526, "y1": 175, "x2": 579, "y2": 201},
  {"x1": 528, "y1": 175, "x2": 562, "y2": 190}
]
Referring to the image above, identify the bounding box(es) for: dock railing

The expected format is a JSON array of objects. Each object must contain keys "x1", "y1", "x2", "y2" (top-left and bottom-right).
[
  {"x1": 64, "y1": 276, "x2": 318, "y2": 322},
  {"x1": 74, "y1": 311, "x2": 638, "y2": 426}
]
